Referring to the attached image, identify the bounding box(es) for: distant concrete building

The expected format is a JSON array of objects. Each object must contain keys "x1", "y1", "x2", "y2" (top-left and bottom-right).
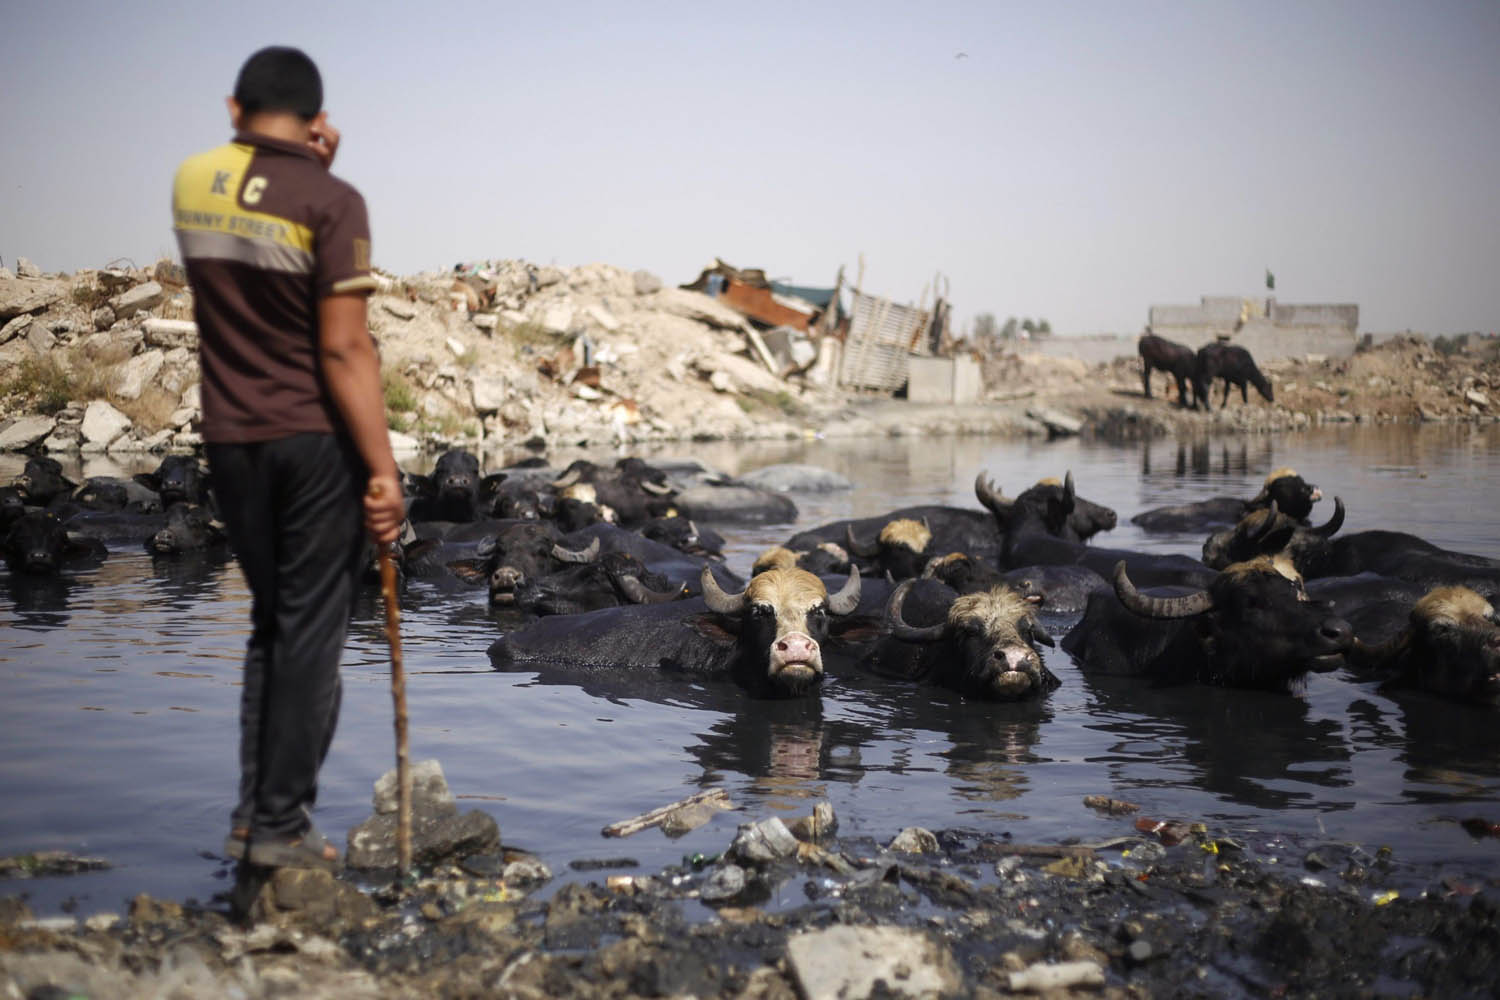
[
  {"x1": 1149, "y1": 296, "x2": 1359, "y2": 359},
  {"x1": 1015, "y1": 296, "x2": 1361, "y2": 365}
]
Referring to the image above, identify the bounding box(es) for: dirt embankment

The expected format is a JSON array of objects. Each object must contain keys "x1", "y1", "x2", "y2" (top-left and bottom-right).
[{"x1": 3, "y1": 257, "x2": 1498, "y2": 457}]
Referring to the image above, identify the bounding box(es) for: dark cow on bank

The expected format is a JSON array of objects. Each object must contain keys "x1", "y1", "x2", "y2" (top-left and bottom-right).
[
  {"x1": 1063, "y1": 558, "x2": 1354, "y2": 691},
  {"x1": 3, "y1": 511, "x2": 107, "y2": 576},
  {"x1": 488, "y1": 566, "x2": 866, "y2": 699},
  {"x1": 861, "y1": 579, "x2": 1060, "y2": 701},
  {"x1": 1139, "y1": 333, "x2": 1199, "y2": 408},
  {"x1": 1132, "y1": 466, "x2": 1322, "y2": 533},
  {"x1": 1348, "y1": 586, "x2": 1500, "y2": 706},
  {"x1": 1193, "y1": 342, "x2": 1273, "y2": 411}
]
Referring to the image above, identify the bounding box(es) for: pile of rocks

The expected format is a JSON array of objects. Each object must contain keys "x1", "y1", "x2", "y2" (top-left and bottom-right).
[
  {"x1": 0, "y1": 255, "x2": 831, "y2": 456},
  {"x1": 1, "y1": 257, "x2": 203, "y2": 454}
]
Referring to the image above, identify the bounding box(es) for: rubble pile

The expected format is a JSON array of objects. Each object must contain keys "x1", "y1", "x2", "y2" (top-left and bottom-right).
[
  {"x1": 0, "y1": 256, "x2": 830, "y2": 457},
  {"x1": 3, "y1": 255, "x2": 1498, "y2": 457}
]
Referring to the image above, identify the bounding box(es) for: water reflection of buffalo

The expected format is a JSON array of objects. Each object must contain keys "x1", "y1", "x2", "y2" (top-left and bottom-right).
[
  {"x1": 1063, "y1": 558, "x2": 1353, "y2": 692},
  {"x1": 488, "y1": 567, "x2": 867, "y2": 699},
  {"x1": 1080, "y1": 672, "x2": 1352, "y2": 811}
]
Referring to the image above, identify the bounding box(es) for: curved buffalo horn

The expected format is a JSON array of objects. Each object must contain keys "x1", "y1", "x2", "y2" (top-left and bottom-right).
[
  {"x1": 618, "y1": 575, "x2": 683, "y2": 605},
  {"x1": 701, "y1": 566, "x2": 747, "y2": 614},
  {"x1": 1063, "y1": 470, "x2": 1075, "y2": 505},
  {"x1": 845, "y1": 524, "x2": 880, "y2": 559},
  {"x1": 641, "y1": 479, "x2": 673, "y2": 496},
  {"x1": 551, "y1": 537, "x2": 600, "y2": 564},
  {"x1": 1250, "y1": 500, "x2": 1282, "y2": 543},
  {"x1": 886, "y1": 579, "x2": 944, "y2": 642},
  {"x1": 1313, "y1": 496, "x2": 1345, "y2": 538},
  {"x1": 973, "y1": 473, "x2": 1011, "y2": 515},
  {"x1": 826, "y1": 565, "x2": 862, "y2": 616},
  {"x1": 1113, "y1": 561, "x2": 1214, "y2": 619},
  {"x1": 920, "y1": 556, "x2": 943, "y2": 579},
  {"x1": 549, "y1": 466, "x2": 583, "y2": 488}
]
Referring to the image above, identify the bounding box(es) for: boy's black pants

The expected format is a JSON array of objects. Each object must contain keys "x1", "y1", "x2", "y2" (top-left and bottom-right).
[{"x1": 207, "y1": 432, "x2": 365, "y2": 839}]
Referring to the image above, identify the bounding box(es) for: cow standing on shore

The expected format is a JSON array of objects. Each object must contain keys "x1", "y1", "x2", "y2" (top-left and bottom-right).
[
  {"x1": 1194, "y1": 342, "x2": 1274, "y2": 411},
  {"x1": 1138, "y1": 333, "x2": 1199, "y2": 408}
]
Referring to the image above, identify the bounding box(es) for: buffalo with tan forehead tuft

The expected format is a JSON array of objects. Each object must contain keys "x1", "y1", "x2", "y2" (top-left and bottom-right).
[
  {"x1": 863, "y1": 580, "x2": 1059, "y2": 700},
  {"x1": 1352, "y1": 586, "x2": 1500, "y2": 705}
]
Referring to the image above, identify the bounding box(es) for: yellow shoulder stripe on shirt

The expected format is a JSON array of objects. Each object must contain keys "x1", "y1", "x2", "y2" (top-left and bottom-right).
[{"x1": 173, "y1": 143, "x2": 315, "y2": 273}]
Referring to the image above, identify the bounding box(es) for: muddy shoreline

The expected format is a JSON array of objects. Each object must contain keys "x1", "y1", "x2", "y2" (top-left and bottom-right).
[{"x1": 4, "y1": 799, "x2": 1499, "y2": 999}]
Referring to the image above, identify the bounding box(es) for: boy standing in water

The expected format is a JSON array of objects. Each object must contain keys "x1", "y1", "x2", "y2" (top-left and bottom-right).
[{"x1": 173, "y1": 46, "x2": 405, "y2": 870}]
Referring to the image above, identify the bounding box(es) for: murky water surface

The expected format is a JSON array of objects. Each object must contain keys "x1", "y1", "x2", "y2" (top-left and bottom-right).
[{"x1": 3, "y1": 425, "x2": 1499, "y2": 914}]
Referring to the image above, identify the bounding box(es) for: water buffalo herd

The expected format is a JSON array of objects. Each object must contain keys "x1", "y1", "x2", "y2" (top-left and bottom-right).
[
  {"x1": 6, "y1": 452, "x2": 1497, "y2": 712},
  {"x1": 1139, "y1": 333, "x2": 1274, "y2": 411}
]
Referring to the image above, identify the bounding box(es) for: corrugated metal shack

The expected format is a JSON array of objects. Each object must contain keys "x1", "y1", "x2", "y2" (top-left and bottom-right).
[{"x1": 682, "y1": 258, "x2": 949, "y2": 392}]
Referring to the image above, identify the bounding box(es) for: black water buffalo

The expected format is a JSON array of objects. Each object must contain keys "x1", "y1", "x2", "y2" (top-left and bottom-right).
[
  {"x1": 557, "y1": 522, "x2": 742, "y2": 595},
  {"x1": 974, "y1": 472, "x2": 1116, "y2": 544},
  {"x1": 450, "y1": 521, "x2": 599, "y2": 606},
  {"x1": 1193, "y1": 342, "x2": 1273, "y2": 410},
  {"x1": 1348, "y1": 587, "x2": 1500, "y2": 706},
  {"x1": 67, "y1": 477, "x2": 164, "y2": 515},
  {"x1": 1, "y1": 486, "x2": 26, "y2": 529},
  {"x1": 551, "y1": 459, "x2": 677, "y2": 527},
  {"x1": 753, "y1": 544, "x2": 851, "y2": 578},
  {"x1": 513, "y1": 550, "x2": 682, "y2": 617},
  {"x1": 1205, "y1": 498, "x2": 1500, "y2": 598},
  {"x1": 11, "y1": 457, "x2": 75, "y2": 507},
  {"x1": 3, "y1": 511, "x2": 107, "y2": 575},
  {"x1": 488, "y1": 566, "x2": 865, "y2": 698},
  {"x1": 1062, "y1": 558, "x2": 1353, "y2": 691},
  {"x1": 914, "y1": 552, "x2": 1058, "y2": 607},
  {"x1": 1139, "y1": 333, "x2": 1199, "y2": 408},
  {"x1": 861, "y1": 579, "x2": 1059, "y2": 701},
  {"x1": 135, "y1": 455, "x2": 211, "y2": 507},
  {"x1": 1132, "y1": 467, "x2": 1322, "y2": 533},
  {"x1": 787, "y1": 504, "x2": 999, "y2": 565},
  {"x1": 148, "y1": 502, "x2": 229, "y2": 555},
  {"x1": 406, "y1": 449, "x2": 499, "y2": 523},
  {"x1": 639, "y1": 516, "x2": 724, "y2": 560},
  {"x1": 845, "y1": 517, "x2": 938, "y2": 581},
  {"x1": 988, "y1": 473, "x2": 1217, "y2": 589},
  {"x1": 1202, "y1": 498, "x2": 1346, "y2": 572}
]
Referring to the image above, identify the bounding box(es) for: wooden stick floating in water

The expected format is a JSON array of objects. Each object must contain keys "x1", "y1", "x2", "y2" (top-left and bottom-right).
[{"x1": 602, "y1": 788, "x2": 733, "y2": 838}]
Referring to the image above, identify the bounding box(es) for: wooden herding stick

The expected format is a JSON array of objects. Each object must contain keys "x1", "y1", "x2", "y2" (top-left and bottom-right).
[{"x1": 370, "y1": 483, "x2": 412, "y2": 877}]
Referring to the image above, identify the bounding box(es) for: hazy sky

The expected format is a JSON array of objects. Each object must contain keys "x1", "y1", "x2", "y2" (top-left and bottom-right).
[{"x1": 3, "y1": 1, "x2": 1497, "y2": 335}]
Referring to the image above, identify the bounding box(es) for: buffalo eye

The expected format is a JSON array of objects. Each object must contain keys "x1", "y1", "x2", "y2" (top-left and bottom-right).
[{"x1": 751, "y1": 603, "x2": 773, "y2": 618}]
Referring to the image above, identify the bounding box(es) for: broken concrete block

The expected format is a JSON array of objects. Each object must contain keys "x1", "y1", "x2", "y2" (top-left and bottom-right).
[
  {"x1": 786, "y1": 925, "x2": 961, "y2": 1000},
  {"x1": 109, "y1": 281, "x2": 163, "y2": 320}
]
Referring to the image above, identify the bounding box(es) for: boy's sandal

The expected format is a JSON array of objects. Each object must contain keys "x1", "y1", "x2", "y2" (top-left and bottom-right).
[
  {"x1": 224, "y1": 826, "x2": 249, "y2": 860},
  {"x1": 246, "y1": 826, "x2": 341, "y2": 871}
]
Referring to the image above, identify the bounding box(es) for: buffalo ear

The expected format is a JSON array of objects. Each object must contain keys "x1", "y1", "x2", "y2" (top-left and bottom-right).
[
  {"x1": 1029, "y1": 623, "x2": 1056, "y2": 648},
  {"x1": 133, "y1": 473, "x2": 162, "y2": 493},
  {"x1": 478, "y1": 473, "x2": 507, "y2": 497},
  {"x1": 687, "y1": 612, "x2": 740, "y2": 645},
  {"x1": 447, "y1": 558, "x2": 488, "y2": 585},
  {"x1": 406, "y1": 473, "x2": 437, "y2": 499}
]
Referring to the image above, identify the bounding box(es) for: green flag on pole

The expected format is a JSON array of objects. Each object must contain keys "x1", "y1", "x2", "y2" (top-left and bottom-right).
[{"x1": 1265, "y1": 269, "x2": 1276, "y2": 290}]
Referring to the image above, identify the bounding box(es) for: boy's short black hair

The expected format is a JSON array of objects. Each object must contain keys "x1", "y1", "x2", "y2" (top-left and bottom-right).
[{"x1": 233, "y1": 47, "x2": 322, "y2": 120}]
